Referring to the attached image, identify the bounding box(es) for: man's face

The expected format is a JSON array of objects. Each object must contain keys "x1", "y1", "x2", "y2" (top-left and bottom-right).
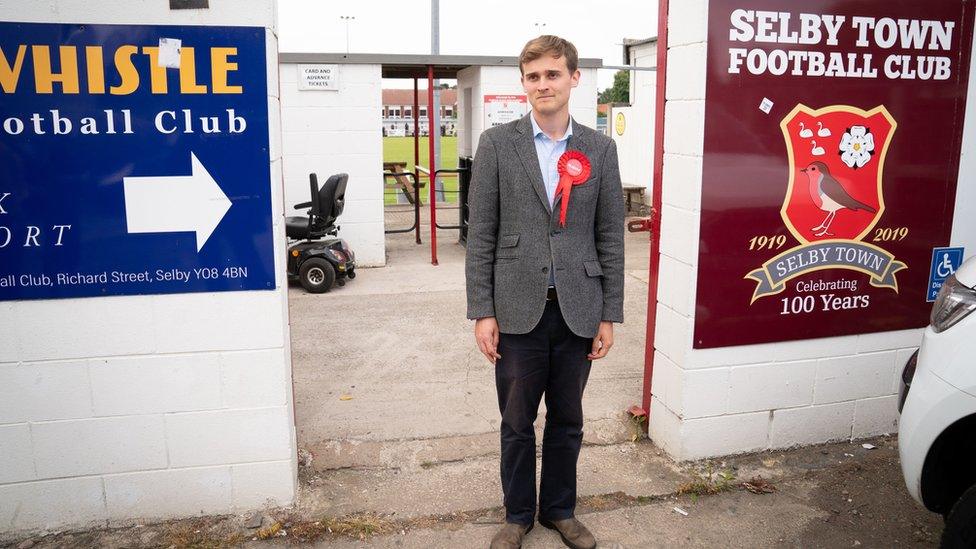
[{"x1": 521, "y1": 54, "x2": 580, "y2": 117}]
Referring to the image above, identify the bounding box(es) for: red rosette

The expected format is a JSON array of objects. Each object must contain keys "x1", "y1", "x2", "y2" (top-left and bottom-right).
[{"x1": 555, "y1": 150, "x2": 592, "y2": 227}]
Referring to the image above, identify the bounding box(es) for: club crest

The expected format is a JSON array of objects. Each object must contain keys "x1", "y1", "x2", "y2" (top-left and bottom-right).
[
  {"x1": 780, "y1": 104, "x2": 895, "y2": 243},
  {"x1": 745, "y1": 104, "x2": 906, "y2": 303}
]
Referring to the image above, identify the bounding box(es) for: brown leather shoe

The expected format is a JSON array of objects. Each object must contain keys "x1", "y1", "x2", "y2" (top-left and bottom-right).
[
  {"x1": 539, "y1": 517, "x2": 596, "y2": 549},
  {"x1": 489, "y1": 521, "x2": 533, "y2": 549}
]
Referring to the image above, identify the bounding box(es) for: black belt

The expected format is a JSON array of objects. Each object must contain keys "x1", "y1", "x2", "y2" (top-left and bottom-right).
[{"x1": 546, "y1": 287, "x2": 558, "y2": 301}]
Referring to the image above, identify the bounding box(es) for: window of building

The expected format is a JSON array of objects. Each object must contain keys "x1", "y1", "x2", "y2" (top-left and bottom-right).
[
  {"x1": 405, "y1": 107, "x2": 412, "y2": 118},
  {"x1": 444, "y1": 107, "x2": 453, "y2": 117},
  {"x1": 419, "y1": 107, "x2": 427, "y2": 117}
]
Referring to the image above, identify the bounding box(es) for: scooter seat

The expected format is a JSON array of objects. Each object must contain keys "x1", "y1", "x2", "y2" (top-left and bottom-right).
[{"x1": 286, "y1": 216, "x2": 312, "y2": 239}]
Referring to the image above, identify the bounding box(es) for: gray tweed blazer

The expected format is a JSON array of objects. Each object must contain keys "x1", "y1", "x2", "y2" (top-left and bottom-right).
[{"x1": 464, "y1": 114, "x2": 625, "y2": 338}]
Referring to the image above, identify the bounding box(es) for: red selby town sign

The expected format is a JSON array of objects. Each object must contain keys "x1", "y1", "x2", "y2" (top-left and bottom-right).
[{"x1": 694, "y1": 1, "x2": 975, "y2": 348}]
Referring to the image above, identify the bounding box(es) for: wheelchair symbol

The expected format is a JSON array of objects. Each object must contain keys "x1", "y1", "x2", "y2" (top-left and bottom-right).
[{"x1": 936, "y1": 253, "x2": 956, "y2": 278}]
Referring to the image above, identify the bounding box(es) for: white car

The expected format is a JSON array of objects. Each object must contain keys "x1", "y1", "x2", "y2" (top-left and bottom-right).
[{"x1": 899, "y1": 256, "x2": 976, "y2": 548}]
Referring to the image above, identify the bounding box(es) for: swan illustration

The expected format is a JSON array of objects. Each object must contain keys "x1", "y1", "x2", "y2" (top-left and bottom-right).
[
  {"x1": 799, "y1": 122, "x2": 813, "y2": 138},
  {"x1": 811, "y1": 140, "x2": 825, "y2": 156},
  {"x1": 817, "y1": 121, "x2": 831, "y2": 137}
]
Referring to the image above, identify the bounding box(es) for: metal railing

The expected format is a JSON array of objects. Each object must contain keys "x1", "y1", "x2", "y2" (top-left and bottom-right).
[
  {"x1": 416, "y1": 164, "x2": 470, "y2": 235},
  {"x1": 383, "y1": 170, "x2": 422, "y2": 243}
]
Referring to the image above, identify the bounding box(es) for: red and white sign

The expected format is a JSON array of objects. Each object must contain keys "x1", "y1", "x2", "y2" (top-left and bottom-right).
[{"x1": 484, "y1": 95, "x2": 527, "y2": 128}]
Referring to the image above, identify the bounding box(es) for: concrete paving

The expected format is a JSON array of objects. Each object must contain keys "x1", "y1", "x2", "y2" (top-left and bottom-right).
[
  {"x1": 1, "y1": 437, "x2": 944, "y2": 548},
  {"x1": 290, "y1": 211, "x2": 653, "y2": 470},
  {"x1": 295, "y1": 442, "x2": 686, "y2": 520}
]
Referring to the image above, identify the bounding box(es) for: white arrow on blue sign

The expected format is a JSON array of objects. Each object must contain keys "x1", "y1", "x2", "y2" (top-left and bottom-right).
[{"x1": 123, "y1": 152, "x2": 232, "y2": 252}]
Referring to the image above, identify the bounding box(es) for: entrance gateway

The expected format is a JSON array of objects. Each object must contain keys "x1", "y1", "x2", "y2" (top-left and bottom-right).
[{"x1": 275, "y1": 52, "x2": 603, "y2": 267}]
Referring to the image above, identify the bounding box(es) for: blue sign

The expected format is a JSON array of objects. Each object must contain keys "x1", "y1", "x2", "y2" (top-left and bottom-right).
[
  {"x1": 0, "y1": 22, "x2": 274, "y2": 301},
  {"x1": 928, "y1": 247, "x2": 964, "y2": 302}
]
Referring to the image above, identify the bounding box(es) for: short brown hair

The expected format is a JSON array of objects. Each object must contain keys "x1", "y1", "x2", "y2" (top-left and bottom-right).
[{"x1": 518, "y1": 35, "x2": 579, "y2": 75}]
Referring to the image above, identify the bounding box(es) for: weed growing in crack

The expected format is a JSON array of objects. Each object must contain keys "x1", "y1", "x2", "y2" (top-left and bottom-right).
[{"x1": 676, "y1": 462, "x2": 737, "y2": 502}]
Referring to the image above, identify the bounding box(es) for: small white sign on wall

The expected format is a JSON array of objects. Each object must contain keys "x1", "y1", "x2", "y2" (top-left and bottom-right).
[
  {"x1": 484, "y1": 95, "x2": 527, "y2": 128},
  {"x1": 298, "y1": 64, "x2": 339, "y2": 91}
]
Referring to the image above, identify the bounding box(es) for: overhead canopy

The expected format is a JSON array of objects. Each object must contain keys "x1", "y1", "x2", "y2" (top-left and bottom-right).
[{"x1": 278, "y1": 53, "x2": 604, "y2": 79}]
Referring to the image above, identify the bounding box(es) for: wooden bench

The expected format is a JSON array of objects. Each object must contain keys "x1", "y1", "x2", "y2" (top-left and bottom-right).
[
  {"x1": 622, "y1": 184, "x2": 647, "y2": 215},
  {"x1": 383, "y1": 162, "x2": 424, "y2": 205}
]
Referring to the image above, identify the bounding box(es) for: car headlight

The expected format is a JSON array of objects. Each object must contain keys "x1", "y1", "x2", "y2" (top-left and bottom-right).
[{"x1": 930, "y1": 275, "x2": 976, "y2": 333}]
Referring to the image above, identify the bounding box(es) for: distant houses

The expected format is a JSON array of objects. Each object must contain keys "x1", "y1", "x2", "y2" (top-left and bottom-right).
[{"x1": 382, "y1": 88, "x2": 458, "y2": 137}]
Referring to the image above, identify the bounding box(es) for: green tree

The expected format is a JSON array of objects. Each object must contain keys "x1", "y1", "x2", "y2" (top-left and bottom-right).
[{"x1": 598, "y1": 70, "x2": 630, "y2": 103}]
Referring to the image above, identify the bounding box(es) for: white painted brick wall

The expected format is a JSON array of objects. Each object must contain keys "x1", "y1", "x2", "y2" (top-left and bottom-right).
[
  {"x1": 220, "y1": 350, "x2": 289, "y2": 408},
  {"x1": 667, "y1": 0, "x2": 709, "y2": 48},
  {"x1": 649, "y1": 351, "x2": 682, "y2": 415},
  {"x1": 770, "y1": 402, "x2": 856, "y2": 447},
  {"x1": 681, "y1": 411, "x2": 769, "y2": 459},
  {"x1": 654, "y1": 304, "x2": 692, "y2": 367},
  {"x1": 647, "y1": 0, "x2": 948, "y2": 461},
  {"x1": 728, "y1": 361, "x2": 815, "y2": 414},
  {"x1": 0, "y1": 361, "x2": 93, "y2": 423},
  {"x1": 0, "y1": 1, "x2": 297, "y2": 535},
  {"x1": 814, "y1": 352, "x2": 896, "y2": 405},
  {"x1": 0, "y1": 303, "x2": 19, "y2": 362},
  {"x1": 662, "y1": 100, "x2": 705, "y2": 157},
  {"x1": 152, "y1": 292, "x2": 286, "y2": 353},
  {"x1": 231, "y1": 460, "x2": 295, "y2": 508},
  {"x1": 951, "y1": 38, "x2": 976, "y2": 249},
  {"x1": 648, "y1": 398, "x2": 682, "y2": 458},
  {"x1": 681, "y1": 367, "x2": 729, "y2": 419},
  {"x1": 0, "y1": 425, "x2": 35, "y2": 484},
  {"x1": 658, "y1": 204, "x2": 699, "y2": 266},
  {"x1": 165, "y1": 407, "x2": 292, "y2": 467},
  {"x1": 656, "y1": 255, "x2": 695, "y2": 317},
  {"x1": 279, "y1": 62, "x2": 385, "y2": 266},
  {"x1": 32, "y1": 416, "x2": 168, "y2": 478},
  {"x1": 104, "y1": 466, "x2": 232, "y2": 521},
  {"x1": 665, "y1": 44, "x2": 706, "y2": 101},
  {"x1": 661, "y1": 153, "x2": 702, "y2": 213},
  {"x1": 90, "y1": 356, "x2": 223, "y2": 416},
  {"x1": 0, "y1": 478, "x2": 107, "y2": 532},
  {"x1": 853, "y1": 395, "x2": 899, "y2": 438},
  {"x1": 13, "y1": 297, "x2": 157, "y2": 362}
]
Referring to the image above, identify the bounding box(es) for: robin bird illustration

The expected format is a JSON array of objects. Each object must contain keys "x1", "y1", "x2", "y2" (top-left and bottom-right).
[{"x1": 801, "y1": 161, "x2": 877, "y2": 237}]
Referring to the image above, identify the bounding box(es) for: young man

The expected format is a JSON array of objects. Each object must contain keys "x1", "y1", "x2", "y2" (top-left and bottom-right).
[{"x1": 465, "y1": 36, "x2": 625, "y2": 549}]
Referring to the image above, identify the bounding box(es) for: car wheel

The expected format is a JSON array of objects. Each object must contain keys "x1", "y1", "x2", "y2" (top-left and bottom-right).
[
  {"x1": 299, "y1": 258, "x2": 336, "y2": 293},
  {"x1": 942, "y1": 483, "x2": 976, "y2": 548}
]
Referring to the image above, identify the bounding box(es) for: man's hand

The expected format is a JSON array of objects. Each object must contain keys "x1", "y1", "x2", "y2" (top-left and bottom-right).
[
  {"x1": 588, "y1": 321, "x2": 614, "y2": 360},
  {"x1": 475, "y1": 317, "x2": 502, "y2": 364}
]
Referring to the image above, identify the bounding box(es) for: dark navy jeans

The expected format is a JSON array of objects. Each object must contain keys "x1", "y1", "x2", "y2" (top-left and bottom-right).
[{"x1": 495, "y1": 299, "x2": 592, "y2": 526}]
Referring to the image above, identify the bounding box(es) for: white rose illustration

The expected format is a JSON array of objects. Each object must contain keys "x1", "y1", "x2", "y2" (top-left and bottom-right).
[{"x1": 839, "y1": 126, "x2": 875, "y2": 169}]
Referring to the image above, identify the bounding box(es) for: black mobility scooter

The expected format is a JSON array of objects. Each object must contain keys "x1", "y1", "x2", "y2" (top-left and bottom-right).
[{"x1": 286, "y1": 173, "x2": 356, "y2": 293}]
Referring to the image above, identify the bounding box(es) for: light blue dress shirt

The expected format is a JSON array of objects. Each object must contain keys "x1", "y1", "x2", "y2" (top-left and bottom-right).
[
  {"x1": 530, "y1": 114, "x2": 574, "y2": 209},
  {"x1": 529, "y1": 115, "x2": 573, "y2": 287}
]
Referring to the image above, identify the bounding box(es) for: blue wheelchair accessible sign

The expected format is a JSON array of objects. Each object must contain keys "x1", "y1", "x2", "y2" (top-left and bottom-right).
[
  {"x1": 928, "y1": 247, "x2": 964, "y2": 302},
  {"x1": 0, "y1": 22, "x2": 275, "y2": 301}
]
